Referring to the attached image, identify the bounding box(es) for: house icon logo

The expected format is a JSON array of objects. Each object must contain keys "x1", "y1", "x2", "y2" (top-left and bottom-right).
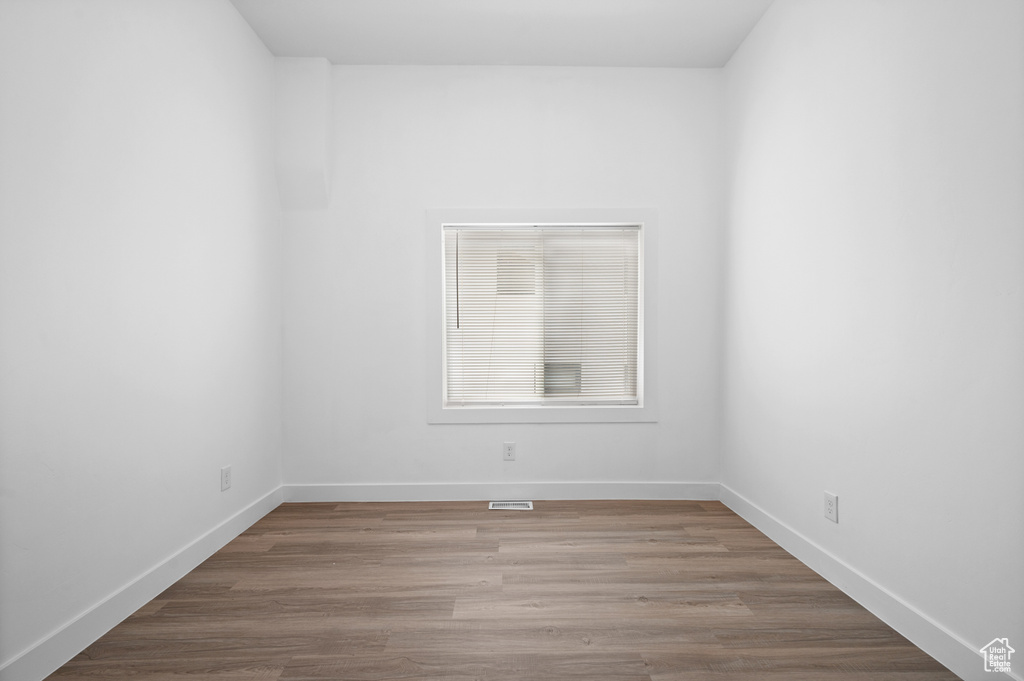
[{"x1": 980, "y1": 638, "x2": 1014, "y2": 673}]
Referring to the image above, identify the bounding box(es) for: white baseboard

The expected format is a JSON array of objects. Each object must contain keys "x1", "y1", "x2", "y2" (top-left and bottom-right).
[
  {"x1": 282, "y1": 481, "x2": 721, "y2": 503},
  {"x1": 0, "y1": 488, "x2": 284, "y2": 681},
  {"x1": 719, "y1": 484, "x2": 1018, "y2": 681}
]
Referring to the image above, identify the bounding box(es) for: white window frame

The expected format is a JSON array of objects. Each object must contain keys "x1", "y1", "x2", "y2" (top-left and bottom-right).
[{"x1": 426, "y1": 208, "x2": 658, "y2": 424}]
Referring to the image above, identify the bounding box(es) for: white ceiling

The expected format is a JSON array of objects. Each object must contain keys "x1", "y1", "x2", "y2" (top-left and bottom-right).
[{"x1": 229, "y1": 0, "x2": 774, "y2": 68}]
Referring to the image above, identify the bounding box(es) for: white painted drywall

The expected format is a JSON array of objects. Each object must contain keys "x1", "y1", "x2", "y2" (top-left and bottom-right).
[
  {"x1": 0, "y1": 0, "x2": 283, "y2": 675},
  {"x1": 283, "y1": 66, "x2": 726, "y2": 494},
  {"x1": 275, "y1": 57, "x2": 333, "y2": 210},
  {"x1": 722, "y1": 0, "x2": 1024, "y2": 677}
]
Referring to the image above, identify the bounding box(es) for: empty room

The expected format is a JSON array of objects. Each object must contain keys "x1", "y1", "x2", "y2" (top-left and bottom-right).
[{"x1": 0, "y1": 1, "x2": 1021, "y2": 680}]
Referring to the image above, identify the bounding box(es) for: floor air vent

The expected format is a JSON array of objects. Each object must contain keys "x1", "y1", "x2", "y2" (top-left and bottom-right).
[{"x1": 489, "y1": 501, "x2": 534, "y2": 510}]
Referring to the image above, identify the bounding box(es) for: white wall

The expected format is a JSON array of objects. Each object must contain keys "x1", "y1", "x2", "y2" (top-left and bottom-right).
[
  {"x1": 722, "y1": 1, "x2": 1024, "y2": 678},
  {"x1": 275, "y1": 57, "x2": 333, "y2": 211},
  {"x1": 0, "y1": 1, "x2": 282, "y2": 677},
  {"x1": 283, "y1": 66, "x2": 726, "y2": 499}
]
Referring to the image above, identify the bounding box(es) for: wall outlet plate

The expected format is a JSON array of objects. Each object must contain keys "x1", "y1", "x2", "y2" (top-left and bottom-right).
[
  {"x1": 824, "y1": 491, "x2": 838, "y2": 523},
  {"x1": 503, "y1": 442, "x2": 516, "y2": 461},
  {"x1": 221, "y1": 466, "x2": 232, "y2": 491}
]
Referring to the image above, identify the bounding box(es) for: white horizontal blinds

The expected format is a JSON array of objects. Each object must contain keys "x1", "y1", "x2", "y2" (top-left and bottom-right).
[
  {"x1": 444, "y1": 225, "x2": 639, "y2": 406},
  {"x1": 445, "y1": 229, "x2": 544, "y2": 403},
  {"x1": 542, "y1": 229, "x2": 638, "y2": 402}
]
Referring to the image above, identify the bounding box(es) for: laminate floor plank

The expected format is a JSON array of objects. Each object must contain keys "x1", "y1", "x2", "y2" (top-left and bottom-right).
[
  {"x1": 47, "y1": 501, "x2": 960, "y2": 680},
  {"x1": 279, "y1": 653, "x2": 652, "y2": 681},
  {"x1": 382, "y1": 621, "x2": 722, "y2": 654},
  {"x1": 641, "y1": 645, "x2": 953, "y2": 674}
]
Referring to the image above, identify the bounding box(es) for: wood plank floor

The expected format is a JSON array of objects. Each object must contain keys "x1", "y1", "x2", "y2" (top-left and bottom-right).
[{"x1": 47, "y1": 501, "x2": 960, "y2": 680}]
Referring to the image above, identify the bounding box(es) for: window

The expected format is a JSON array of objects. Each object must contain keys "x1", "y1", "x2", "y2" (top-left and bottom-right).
[
  {"x1": 442, "y1": 224, "x2": 641, "y2": 408},
  {"x1": 425, "y1": 208, "x2": 656, "y2": 424}
]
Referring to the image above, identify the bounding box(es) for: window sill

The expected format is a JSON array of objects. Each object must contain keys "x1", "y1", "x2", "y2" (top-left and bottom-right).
[{"x1": 427, "y1": 402, "x2": 657, "y2": 424}]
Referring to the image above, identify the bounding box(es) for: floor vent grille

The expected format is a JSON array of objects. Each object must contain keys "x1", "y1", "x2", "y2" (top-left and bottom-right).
[{"x1": 488, "y1": 501, "x2": 534, "y2": 511}]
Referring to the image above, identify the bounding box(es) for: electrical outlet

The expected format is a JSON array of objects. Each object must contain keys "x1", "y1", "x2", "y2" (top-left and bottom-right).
[
  {"x1": 503, "y1": 442, "x2": 516, "y2": 461},
  {"x1": 221, "y1": 466, "x2": 232, "y2": 491},
  {"x1": 824, "y1": 491, "x2": 838, "y2": 523}
]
